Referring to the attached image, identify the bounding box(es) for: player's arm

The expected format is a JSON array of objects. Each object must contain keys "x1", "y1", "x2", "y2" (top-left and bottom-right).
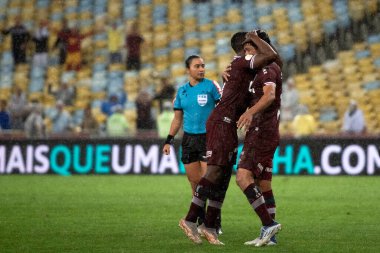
[
  {"x1": 237, "y1": 82, "x2": 276, "y2": 130},
  {"x1": 163, "y1": 110, "x2": 183, "y2": 155},
  {"x1": 246, "y1": 31, "x2": 278, "y2": 70}
]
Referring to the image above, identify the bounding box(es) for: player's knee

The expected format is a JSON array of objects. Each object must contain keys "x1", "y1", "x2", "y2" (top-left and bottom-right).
[
  {"x1": 195, "y1": 184, "x2": 211, "y2": 200},
  {"x1": 204, "y1": 165, "x2": 223, "y2": 183},
  {"x1": 236, "y1": 169, "x2": 252, "y2": 189},
  {"x1": 259, "y1": 180, "x2": 272, "y2": 192},
  {"x1": 235, "y1": 169, "x2": 245, "y2": 187}
]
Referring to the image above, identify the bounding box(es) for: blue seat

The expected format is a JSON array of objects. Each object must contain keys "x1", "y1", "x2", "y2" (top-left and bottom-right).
[
  {"x1": 29, "y1": 78, "x2": 45, "y2": 93},
  {"x1": 324, "y1": 20, "x2": 338, "y2": 36},
  {"x1": 368, "y1": 34, "x2": 380, "y2": 44},
  {"x1": 280, "y1": 44, "x2": 296, "y2": 61},
  {"x1": 319, "y1": 107, "x2": 338, "y2": 122},
  {"x1": 170, "y1": 40, "x2": 184, "y2": 49},
  {"x1": 373, "y1": 57, "x2": 380, "y2": 68},
  {"x1": 355, "y1": 50, "x2": 371, "y2": 59},
  {"x1": 363, "y1": 80, "x2": 380, "y2": 91}
]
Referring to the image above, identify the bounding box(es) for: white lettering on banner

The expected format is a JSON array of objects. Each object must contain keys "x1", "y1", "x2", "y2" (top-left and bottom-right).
[
  {"x1": 112, "y1": 145, "x2": 133, "y2": 174},
  {"x1": 6, "y1": 146, "x2": 25, "y2": 174},
  {"x1": 368, "y1": 145, "x2": 380, "y2": 175},
  {"x1": 342, "y1": 145, "x2": 365, "y2": 175},
  {"x1": 321, "y1": 145, "x2": 341, "y2": 175},
  {"x1": 158, "y1": 146, "x2": 179, "y2": 174},
  {"x1": 134, "y1": 145, "x2": 159, "y2": 174},
  {"x1": 35, "y1": 145, "x2": 49, "y2": 174},
  {"x1": 0, "y1": 146, "x2": 5, "y2": 173},
  {"x1": 26, "y1": 145, "x2": 34, "y2": 173}
]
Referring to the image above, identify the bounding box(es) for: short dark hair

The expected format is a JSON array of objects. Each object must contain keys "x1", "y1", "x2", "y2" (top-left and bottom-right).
[
  {"x1": 230, "y1": 32, "x2": 247, "y2": 53},
  {"x1": 243, "y1": 30, "x2": 272, "y2": 49},
  {"x1": 257, "y1": 29, "x2": 271, "y2": 44},
  {"x1": 185, "y1": 55, "x2": 202, "y2": 68}
]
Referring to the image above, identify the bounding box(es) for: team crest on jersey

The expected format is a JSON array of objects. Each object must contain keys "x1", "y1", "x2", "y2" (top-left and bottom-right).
[{"x1": 197, "y1": 94, "x2": 208, "y2": 106}]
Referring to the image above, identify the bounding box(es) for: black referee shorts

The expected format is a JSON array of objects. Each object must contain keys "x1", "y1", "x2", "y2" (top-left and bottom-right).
[{"x1": 181, "y1": 132, "x2": 207, "y2": 164}]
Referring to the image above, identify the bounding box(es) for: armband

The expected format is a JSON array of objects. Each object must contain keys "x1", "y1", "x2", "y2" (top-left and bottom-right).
[{"x1": 164, "y1": 135, "x2": 174, "y2": 145}]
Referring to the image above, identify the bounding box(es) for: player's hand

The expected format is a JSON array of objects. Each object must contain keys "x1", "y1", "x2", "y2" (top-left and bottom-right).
[
  {"x1": 222, "y1": 64, "x2": 231, "y2": 81},
  {"x1": 237, "y1": 111, "x2": 253, "y2": 130},
  {"x1": 163, "y1": 144, "x2": 171, "y2": 155},
  {"x1": 246, "y1": 30, "x2": 258, "y2": 40}
]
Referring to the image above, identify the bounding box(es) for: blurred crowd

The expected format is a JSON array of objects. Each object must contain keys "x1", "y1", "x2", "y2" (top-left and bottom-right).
[{"x1": 0, "y1": 16, "x2": 371, "y2": 139}]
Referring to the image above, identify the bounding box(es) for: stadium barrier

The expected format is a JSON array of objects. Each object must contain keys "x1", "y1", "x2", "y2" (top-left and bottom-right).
[{"x1": 0, "y1": 137, "x2": 379, "y2": 176}]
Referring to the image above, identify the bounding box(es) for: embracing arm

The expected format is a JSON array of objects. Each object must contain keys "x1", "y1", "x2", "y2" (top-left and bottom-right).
[
  {"x1": 246, "y1": 31, "x2": 278, "y2": 70},
  {"x1": 237, "y1": 83, "x2": 275, "y2": 129}
]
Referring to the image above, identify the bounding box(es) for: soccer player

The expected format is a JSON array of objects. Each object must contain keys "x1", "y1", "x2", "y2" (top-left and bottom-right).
[
  {"x1": 179, "y1": 30, "x2": 279, "y2": 245},
  {"x1": 236, "y1": 32, "x2": 283, "y2": 247},
  {"x1": 162, "y1": 55, "x2": 221, "y2": 227}
]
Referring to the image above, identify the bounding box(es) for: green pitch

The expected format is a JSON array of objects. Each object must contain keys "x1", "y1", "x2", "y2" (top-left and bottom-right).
[{"x1": 1, "y1": 175, "x2": 380, "y2": 253}]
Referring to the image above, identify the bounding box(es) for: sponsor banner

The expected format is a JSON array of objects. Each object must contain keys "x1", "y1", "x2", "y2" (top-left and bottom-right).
[{"x1": 0, "y1": 138, "x2": 379, "y2": 175}]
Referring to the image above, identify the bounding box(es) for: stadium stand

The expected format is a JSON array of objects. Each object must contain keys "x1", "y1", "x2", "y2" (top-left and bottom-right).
[{"x1": 0, "y1": 0, "x2": 379, "y2": 137}]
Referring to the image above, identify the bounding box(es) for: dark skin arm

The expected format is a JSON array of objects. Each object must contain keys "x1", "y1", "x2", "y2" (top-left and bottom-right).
[
  {"x1": 223, "y1": 30, "x2": 279, "y2": 81},
  {"x1": 246, "y1": 30, "x2": 278, "y2": 70}
]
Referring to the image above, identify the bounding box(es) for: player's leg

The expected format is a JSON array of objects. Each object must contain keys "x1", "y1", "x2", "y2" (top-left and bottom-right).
[
  {"x1": 212, "y1": 164, "x2": 233, "y2": 234},
  {"x1": 184, "y1": 161, "x2": 203, "y2": 194},
  {"x1": 236, "y1": 168, "x2": 273, "y2": 226},
  {"x1": 259, "y1": 180, "x2": 276, "y2": 220},
  {"x1": 183, "y1": 165, "x2": 224, "y2": 245},
  {"x1": 236, "y1": 168, "x2": 281, "y2": 246}
]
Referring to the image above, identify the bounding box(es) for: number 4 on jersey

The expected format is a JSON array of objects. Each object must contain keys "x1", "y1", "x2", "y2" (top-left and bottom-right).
[{"x1": 248, "y1": 81, "x2": 255, "y2": 93}]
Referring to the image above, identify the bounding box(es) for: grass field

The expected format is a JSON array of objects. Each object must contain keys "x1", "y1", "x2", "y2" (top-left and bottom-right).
[{"x1": 1, "y1": 175, "x2": 380, "y2": 253}]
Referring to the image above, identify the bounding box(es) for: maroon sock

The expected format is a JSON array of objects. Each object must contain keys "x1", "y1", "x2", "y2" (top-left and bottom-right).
[
  {"x1": 243, "y1": 183, "x2": 273, "y2": 226},
  {"x1": 185, "y1": 178, "x2": 214, "y2": 223},
  {"x1": 263, "y1": 190, "x2": 276, "y2": 220},
  {"x1": 204, "y1": 200, "x2": 223, "y2": 228}
]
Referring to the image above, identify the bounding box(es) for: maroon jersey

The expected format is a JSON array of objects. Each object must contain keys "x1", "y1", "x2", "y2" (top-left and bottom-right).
[
  {"x1": 206, "y1": 55, "x2": 258, "y2": 166},
  {"x1": 249, "y1": 62, "x2": 282, "y2": 140},
  {"x1": 208, "y1": 55, "x2": 258, "y2": 123},
  {"x1": 237, "y1": 62, "x2": 282, "y2": 180}
]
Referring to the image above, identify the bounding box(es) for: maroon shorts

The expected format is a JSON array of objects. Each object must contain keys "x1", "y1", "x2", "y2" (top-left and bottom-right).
[
  {"x1": 237, "y1": 128, "x2": 278, "y2": 181},
  {"x1": 206, "y1": 120, "x2": 238, "y2": 166}
]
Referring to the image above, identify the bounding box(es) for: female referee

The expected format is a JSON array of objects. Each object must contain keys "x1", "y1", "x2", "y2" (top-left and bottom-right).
[{"x1": 163, "y1": 55, "x2": 221, "y2": 194}]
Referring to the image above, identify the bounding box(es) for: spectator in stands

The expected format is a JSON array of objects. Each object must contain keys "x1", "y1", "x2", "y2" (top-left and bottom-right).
[
  {"x1": 64, "y1": 26, "x2": 93, "y2": 71},
  {"x1": 154, "y1": 76, "x2": 176, "y2": 112},
  {"x1": 135, "y1": 89, "x2": 155, "y2": 131},
  {"x1": 292, "y1": 104, "x2": 317, "y2": 137},
  {"x1": 2, "y1": 16, "x2": 30, "y2": 65},
  {"x1": 48, "y1": 82, "x2": 76, "y2": 106},
  {"x1": 341, "y1": 100, "x2": 366, "y2": 134},
  {"x1": 32, "y1": 20, "x2": 49, "y2": 68},
  {"x1": 54, "y1": 19, "x2": 70, "y2": 65},
  {"x1": 107, "y1": 22, "x2": 123, "y2": 64},
  {"x1": 24, "y1": 101, "x2": 45, "y2": 138},
  {"x1": 8, "y1": 87, "x2": 28, "y2": 130},
  {"x1": 0, "y1": 99, "x2": 11, "y2": 130},
  {"x1": 101, "y1": 93, "x2": 126, "y2": 116},
  {"x1": 106, "y1": 105, "x2": 129, "y2": 136},
  {"x1": 125, "y1": 22, "x2": 144, "y2": 71},
  {"x1": 156, "y1": 101, "x2": 174, "y2": 138},
  {"x1": 281, "y1": 77, "x2": 299, "y2": 121},
  {"x1": 50, "y1": 100, "x2": 73, "y2": 134},
  {"x1": 81, "y1": 104, "x2": 99, "y2": 135}
]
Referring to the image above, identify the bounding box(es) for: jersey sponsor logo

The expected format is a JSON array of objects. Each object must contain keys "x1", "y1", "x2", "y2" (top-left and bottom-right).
[
  {"x1": 197, "y1": 94, "x2": 208, "y2": 106},
  {"x1": 223, "y1": 117, "x2": 232, "y2": 123},
  {"x1": 265, "y1": 167, "x2": 272, "y2": 173}
]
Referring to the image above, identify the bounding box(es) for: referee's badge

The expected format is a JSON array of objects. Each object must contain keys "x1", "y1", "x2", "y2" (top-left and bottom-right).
[{"x1": 197, "y1": 94, "x2": 208, "y2": 106}]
